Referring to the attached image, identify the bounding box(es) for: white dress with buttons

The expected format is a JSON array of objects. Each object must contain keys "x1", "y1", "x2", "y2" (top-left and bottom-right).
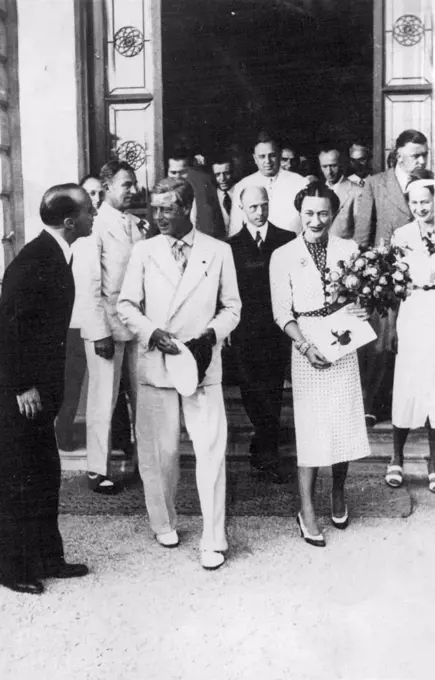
[
  {"x1": 270, "y1": 234, "x2": 371, "y2": 467},
  {"x1": 392, "y1": 221, "x2": 435, "y2": 429}
]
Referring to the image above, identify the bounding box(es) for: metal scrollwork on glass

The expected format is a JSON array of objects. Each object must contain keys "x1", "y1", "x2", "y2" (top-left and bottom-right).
[
  {"x1": 392, "y1": 14, "x2": 424, "y2": 47},
  {"x1": 114, "y1": 26, "x2": 145, "y2": 57},
  {"x1": 117, "y1": 141, "x2": 146, "y2": 170}
]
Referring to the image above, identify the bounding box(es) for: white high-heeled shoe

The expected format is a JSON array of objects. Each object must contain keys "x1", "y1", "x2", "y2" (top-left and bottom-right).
[{"x1": 296, "y1": 513, "x2": 325, "y2": 548}]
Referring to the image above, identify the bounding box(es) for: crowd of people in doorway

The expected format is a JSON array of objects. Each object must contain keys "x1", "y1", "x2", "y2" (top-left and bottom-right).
[{"x1": 0, "y1": 126, "x2": 433, "y2": 594}]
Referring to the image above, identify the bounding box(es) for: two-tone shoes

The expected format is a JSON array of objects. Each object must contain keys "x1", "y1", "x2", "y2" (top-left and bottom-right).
[{"x1": 296, "y1": 513, "x2": 326, "y2": 548}]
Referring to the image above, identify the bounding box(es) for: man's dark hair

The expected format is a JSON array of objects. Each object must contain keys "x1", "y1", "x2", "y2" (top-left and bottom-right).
[
  {"x1": 294, "y1": 179, "x2": 340, "y2": 215},
  {"x1": 99, "y1": 160, "x2": 135, "y2": 186},
  {"x1": 253, "y1": 131, "x2": 281, "y2": 153},
  {"x1": 152, "y1": 177, "x2": 194, "y2": 208},
  {"x1": 318, "y1": 142, "x2": 344, "y2": 157},
  {"x1": 39, "y1": 183, "x2": 84, "y2": 227},
  {"x1": 210, "y1": 153, "x2": 233, "y2": 169},
  {"x1": 395, "y1": 129, "x2": 428, "y2": 151},
  {"x1": 167, "y1": 146, "x2": 194, "y2": 166},
  {"x1": 281, "y1": 140, "x2": 299, "y2": 157}
]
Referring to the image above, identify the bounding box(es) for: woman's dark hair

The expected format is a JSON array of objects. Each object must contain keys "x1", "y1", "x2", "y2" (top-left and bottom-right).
[
  {"x1": 294, "y1": 180, "x2": 340, "y2": 215},
  {"x1": 39, "y1": 183, "x2": 83, "y2": 227},
  {"x1": 406, "y1": 168, "x2": 434, "y2": 197}
]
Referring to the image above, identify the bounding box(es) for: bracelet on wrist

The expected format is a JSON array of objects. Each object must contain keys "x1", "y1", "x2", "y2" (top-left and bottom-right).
[{"x1": 295, "y1": 339, "x2": 311, "y2": 356}]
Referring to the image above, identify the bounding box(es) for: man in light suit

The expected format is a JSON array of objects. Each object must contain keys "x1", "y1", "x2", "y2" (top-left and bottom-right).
[
  {"x1": 117, "y1": 178, "x2": 241, "y2": 570},
  {"x1": 354, "y1": 129, "x2": 429, "y2": 424},
  {"x1": 318, "y1": 145, "x2": 362, "y2": 239},
  {"x1": 229, "y1": 132, "x2": 307, "y2": 237},
  {"x1": 229, "y1": 186, "x2": 294, "y2": 482},
  {"x1": 80, "y1": 160, "x2": 148, "y2": 493}
]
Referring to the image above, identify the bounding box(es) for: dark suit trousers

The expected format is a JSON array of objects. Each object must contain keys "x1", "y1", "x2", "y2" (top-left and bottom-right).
[
  {"x1": 0, "y1": 391, "x2": 64, "y2": 582},
  {"x1": 233, "y1": 341, "x2": 288, "y2": 465}
]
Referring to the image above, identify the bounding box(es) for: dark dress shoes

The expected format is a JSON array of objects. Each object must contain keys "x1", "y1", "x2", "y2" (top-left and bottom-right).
[
  {"x1": 45, "y1": 562, "x2": 89, "y2": 579},
  {"x1": 2, "y1": 579, "x2": 44, "y2": 594}
]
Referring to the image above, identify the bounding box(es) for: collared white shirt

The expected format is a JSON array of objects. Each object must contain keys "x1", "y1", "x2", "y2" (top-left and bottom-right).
[
  {"x1": 229, "y1": 169, "x2": 307, "y2": 237},
  {"x1": 348, "y1": 173, "x2": 369, "y2": 188},
  {"x1": 245, "y1": 221, "x2": 269, "y2": 244},
  {"x1": 217, "y1": 186, "x2": 235, "y2": 231},
  {"x1": 395, "y1": 165, "x2": 410, "y2": 194},
  {"x1": 166, "y1": 227, "x2": 195, "y2": 265},
  {"x1": 325, "y1": 174, "x2": 346, "y2": 193},
  {"x1": 98, "y1": 201, "x2": 135, "y2": 239},
  {"x1": 43, "y1": 226, "x2": 72, "y2": 263}
]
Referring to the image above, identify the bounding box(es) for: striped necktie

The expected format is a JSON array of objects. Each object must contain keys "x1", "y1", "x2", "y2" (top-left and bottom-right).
[{"x1": 172, "y1": 240, "x2": 187, "y2": 273}]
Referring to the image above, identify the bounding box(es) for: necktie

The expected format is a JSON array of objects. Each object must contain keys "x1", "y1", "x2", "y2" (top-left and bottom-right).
[
  {"x1": 255, "y1": 230, "x2": 263, "y2": 251},
  {"x1": 223, "y1": 191, "x2": 232, "y2": 215},
  {"x1": 172, "y1": 241, "x2": 187, "y2": 273}
]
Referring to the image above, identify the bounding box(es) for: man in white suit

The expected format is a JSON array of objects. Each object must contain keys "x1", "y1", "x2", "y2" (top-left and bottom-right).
[
  {"x1": 318, "y1": 145, "x2": 362, "y2": 239},
  {"x1": 117, "y1": 178, "x2": 241, "y2": 570},
  {"x1": 80, "y1": 160, "x2": 148, "y2": 494},
  {"x1": 229, "y1": 132, "x2": 307, "y2": 237}
]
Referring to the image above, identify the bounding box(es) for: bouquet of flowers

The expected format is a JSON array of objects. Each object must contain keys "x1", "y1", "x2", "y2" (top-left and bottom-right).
[{"x1": 324, "y1": 240, "x2": 412, "y2": 316}]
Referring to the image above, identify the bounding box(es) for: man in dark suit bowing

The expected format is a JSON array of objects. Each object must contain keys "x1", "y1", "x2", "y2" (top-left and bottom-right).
[
  {"x1": 0, "y1": 184, "x2": 95, "y2": 594},
  {"x1": 229, "y1": 186, "x2": 294, "y2": 482}
]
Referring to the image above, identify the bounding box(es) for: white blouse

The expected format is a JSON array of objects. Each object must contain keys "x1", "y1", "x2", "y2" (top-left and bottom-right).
[{"x1": 270, "y1": 233, "x2": 358, "y2": 330}]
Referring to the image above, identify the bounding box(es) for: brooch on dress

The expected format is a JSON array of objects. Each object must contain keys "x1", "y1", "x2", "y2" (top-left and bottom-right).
[{"x1": 300, "y1": 257, "x2": 308, "y2": 267}]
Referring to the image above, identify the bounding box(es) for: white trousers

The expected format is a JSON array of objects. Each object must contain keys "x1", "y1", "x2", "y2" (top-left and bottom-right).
[
  {"x1": 136, "y1": 384, "x2": 228, "y2": 552},
  {"x1": 84, "y1": 339, "x2": 137, "y2": 475}
]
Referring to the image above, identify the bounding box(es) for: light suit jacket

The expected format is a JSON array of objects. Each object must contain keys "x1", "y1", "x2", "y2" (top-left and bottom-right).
[
  {"x1": 354, "y1": 168, "x2": 412, "y2": 248},
  {"x1": 329, "y1": 177, "x2": 363, "y2": 240},
  {"x1": 117, "y1": 230, "x2": 241, "y2": 388},
  {"x1": 80, "y1": 202, "x2": 147, "y2": 342}
]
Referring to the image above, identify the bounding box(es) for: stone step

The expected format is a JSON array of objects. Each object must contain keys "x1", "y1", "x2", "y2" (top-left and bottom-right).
[{"x1": 60, "y1": 385, "x2": 430, "y2": 470}]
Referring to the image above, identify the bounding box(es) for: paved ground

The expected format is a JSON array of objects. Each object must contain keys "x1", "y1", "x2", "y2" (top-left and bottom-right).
[{"x1": 1, "y1": 478, "x2": 434, "y2": 680}]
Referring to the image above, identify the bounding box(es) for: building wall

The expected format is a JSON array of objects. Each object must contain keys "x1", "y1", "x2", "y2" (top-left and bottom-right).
[{"x1": 16, "y1": 0, "x2": 79, "y2": 242}]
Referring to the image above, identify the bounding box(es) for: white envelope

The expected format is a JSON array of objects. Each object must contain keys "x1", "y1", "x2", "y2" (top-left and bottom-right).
[{"x1": 305, "y1": 306, "x2": 377, "y2": 363}]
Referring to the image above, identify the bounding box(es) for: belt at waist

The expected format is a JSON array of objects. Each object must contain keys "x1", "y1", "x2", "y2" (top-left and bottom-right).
[
  {"x1": 294, "y1": 304, "x2": 337, "y2": 319},
  {"x1": 412, "y1": 284, "x2": 435, "y2": 291}
]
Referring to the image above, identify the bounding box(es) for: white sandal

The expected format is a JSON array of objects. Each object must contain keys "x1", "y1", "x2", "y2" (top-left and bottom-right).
[
  {"x1": 385, "y1": 464, "x2": 403, "y2": 489},
  {"x1": 428, "y1": 473, "x2": 435, "y2": 493}
]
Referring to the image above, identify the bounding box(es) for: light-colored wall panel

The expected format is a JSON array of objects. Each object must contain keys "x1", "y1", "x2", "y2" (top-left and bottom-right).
[
  {"x1": 17, "y1": 0, "x2": 79, "y2": 242},
  {"x1": 385, "y1": 0, "x2": 433, "y2": 87}
]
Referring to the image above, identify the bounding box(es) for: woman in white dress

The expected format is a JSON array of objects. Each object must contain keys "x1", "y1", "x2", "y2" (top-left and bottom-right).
[
  {"x1": 270, "y1": 182, "x2": 371, "y2": 547},
  {"x1": 385, "y1": 171, "x2": 435, "y2": 491}
]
